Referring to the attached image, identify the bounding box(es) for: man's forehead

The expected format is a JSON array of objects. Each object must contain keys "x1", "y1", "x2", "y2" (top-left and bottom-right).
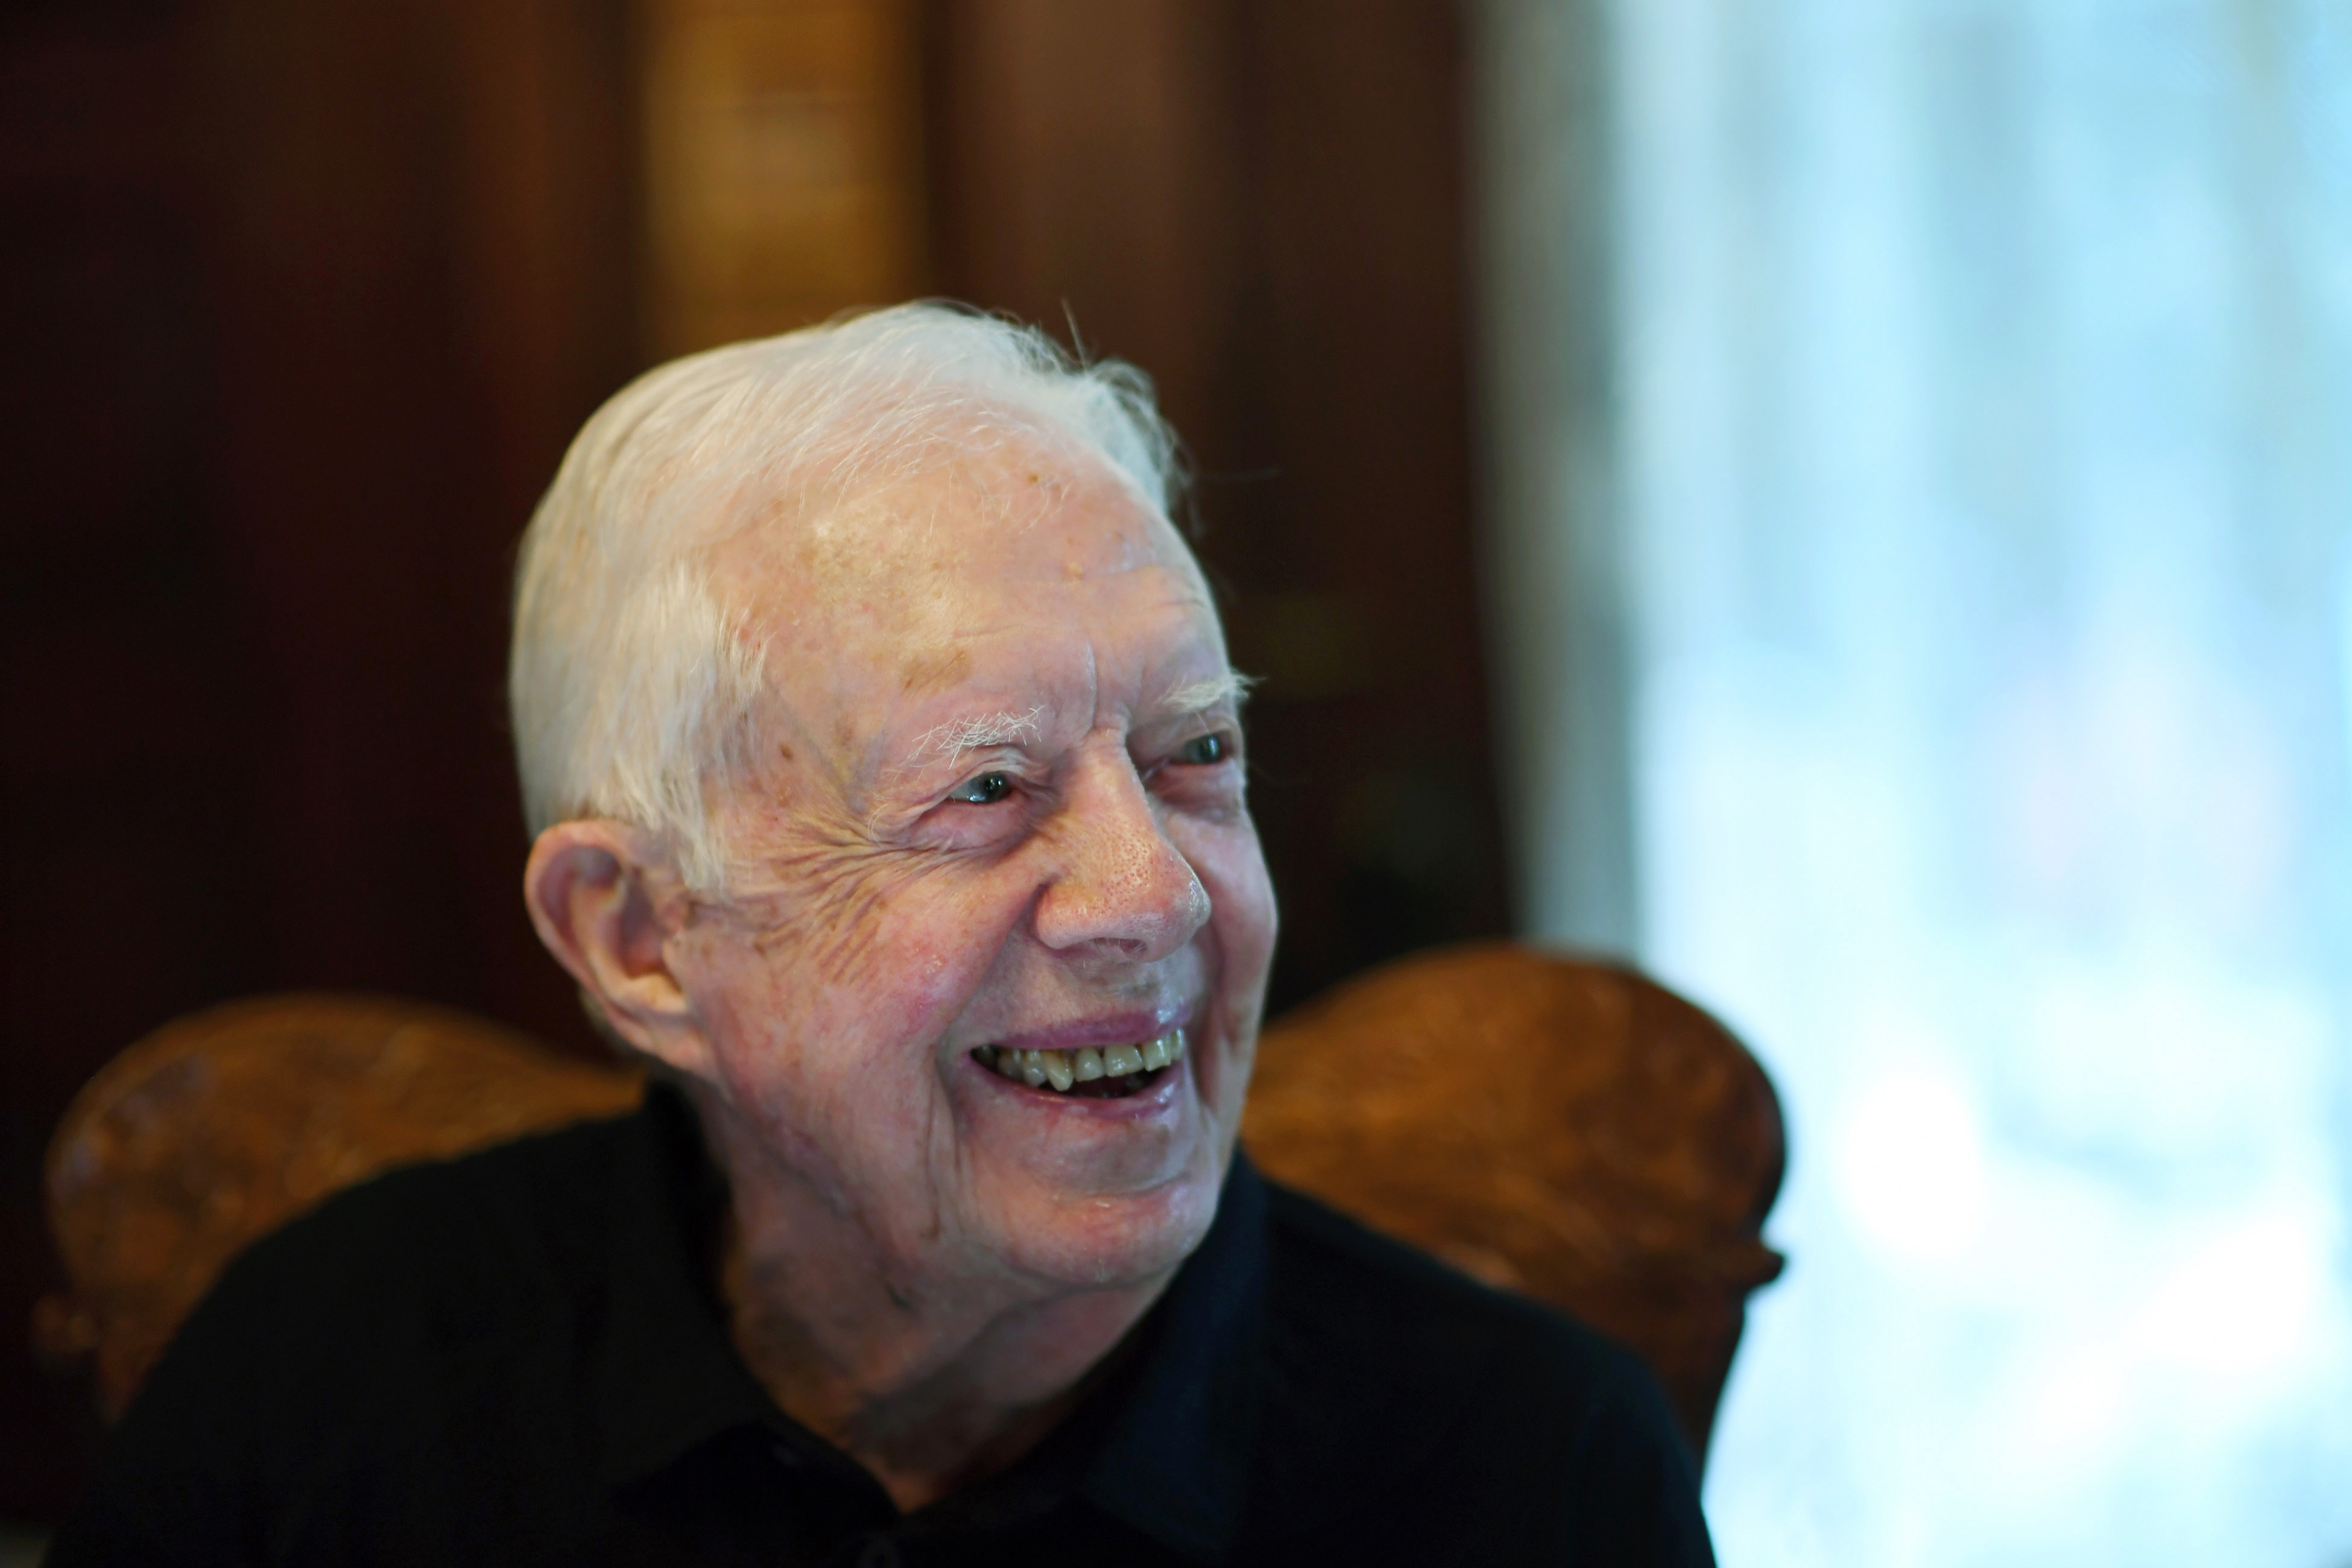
[
  {"x1": 712, "y1": 442, "x2": 1223, "y2": 780},
  {"x1": 717, "y1": 458, "x2": 1193, "y2": 695},
  {"x1": 738, "y1": 438, "x2": 1169, "y2": 584}
]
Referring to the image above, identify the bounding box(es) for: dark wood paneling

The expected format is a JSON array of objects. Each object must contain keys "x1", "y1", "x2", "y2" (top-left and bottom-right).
[{"x1": 0, "y1": 0, "x2": 639, "y2": 1520}]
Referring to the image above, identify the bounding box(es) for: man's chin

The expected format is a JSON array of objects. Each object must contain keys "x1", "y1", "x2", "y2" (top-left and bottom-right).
[{"x1": 991, "y1": 1162, "x2": 1224, "y2": 1291}]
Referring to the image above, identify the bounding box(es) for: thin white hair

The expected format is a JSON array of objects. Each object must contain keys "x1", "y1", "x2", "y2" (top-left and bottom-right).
[
  {"x1": 509, "y1": 303, "x2": 1183, "y2": 890},
  {"x1": 906, "y1": 707, "x2": 1046, "y2": 767},
  {"x1": 1164, "y1": 672, "x2": 1253, "y2": 713}
]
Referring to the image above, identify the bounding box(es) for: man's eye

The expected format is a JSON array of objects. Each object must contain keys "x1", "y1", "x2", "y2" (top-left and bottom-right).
[
  {"x1": 947, "y1": 771, "x2": 1014, "y2": 805},
  {"x1": 1175, "y1": 733, "x2": 1230, "y2": 765}
]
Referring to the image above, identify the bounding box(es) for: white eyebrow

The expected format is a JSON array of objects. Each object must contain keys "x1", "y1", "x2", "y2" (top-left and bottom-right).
[
  {"x1": 1161, "y1": 671, "x2": 1256, "y2": 715},
  {"x1": 904, "y1": 706, "x2": 1044, "y2": 767},
  {"x1": 897, "y1": 674, "x2": 1250, "y2": 771}
]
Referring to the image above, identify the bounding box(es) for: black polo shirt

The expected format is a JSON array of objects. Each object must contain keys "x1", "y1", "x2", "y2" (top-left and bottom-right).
[{"x1": 52, "y1": 1086, "x2": 1714, "y2": 1566}]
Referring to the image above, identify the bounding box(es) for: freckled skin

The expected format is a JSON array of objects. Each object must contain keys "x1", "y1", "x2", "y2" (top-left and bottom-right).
[{"x1": 525, "y1": 438, "x2": 1276, "y2": 1508}]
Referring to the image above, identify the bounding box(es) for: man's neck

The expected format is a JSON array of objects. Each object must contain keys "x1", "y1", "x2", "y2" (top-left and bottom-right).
[{"x1": 692, "y1": 1089, "x2": 1171, "y2": 1513}]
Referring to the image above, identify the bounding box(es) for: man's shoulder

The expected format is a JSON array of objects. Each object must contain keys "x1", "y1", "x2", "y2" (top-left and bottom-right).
[
  {"x1": 214, "y1": 1102, "x2": 648, "y2": 1320},
  {"x1": 130, "y1": 1105, "x2": 661, "y2": 1438},
  {"x1": 1244, "y1": 1177, "x2": 1715, "y2": 1565},
  {"x1": 140, "y1": 1097, "x2": 698, "y2": 1447},
  {"x1": 49, "y1": 1108, "x2": 668, "y2": 1567},
  {"x1": 1259, "y1": 1175, "x2": 1642, "y2": 1403}
]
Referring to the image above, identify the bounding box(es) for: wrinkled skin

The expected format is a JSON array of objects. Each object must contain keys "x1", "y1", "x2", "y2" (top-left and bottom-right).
[{"x1": 523, "y1": 440, "x2": 1277, "y2": 1507}]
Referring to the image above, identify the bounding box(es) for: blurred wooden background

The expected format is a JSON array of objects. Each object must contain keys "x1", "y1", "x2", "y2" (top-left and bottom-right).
[{"x1": 0, "y1": 0, "x2": 1504, "y2": 1521}]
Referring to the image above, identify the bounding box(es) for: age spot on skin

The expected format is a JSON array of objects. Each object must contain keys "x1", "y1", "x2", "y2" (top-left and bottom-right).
[{"x1": 900, "y1": 645, "x2": 972, "y2": 695}]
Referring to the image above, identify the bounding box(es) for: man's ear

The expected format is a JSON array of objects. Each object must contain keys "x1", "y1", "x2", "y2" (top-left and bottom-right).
[{"x1": 523, "y1": 821, "x2": 715, "y2": 1080}]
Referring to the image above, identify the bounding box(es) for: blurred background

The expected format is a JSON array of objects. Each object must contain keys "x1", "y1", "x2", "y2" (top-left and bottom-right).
[{"x1": 2, "y1": 0, "x2": 2347, "y2": 1561}]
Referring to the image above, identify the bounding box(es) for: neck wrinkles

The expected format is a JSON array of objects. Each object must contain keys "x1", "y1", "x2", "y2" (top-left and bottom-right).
[{"x1": 686, "y1": 1078, "x2": 1174, "y2": 1513}]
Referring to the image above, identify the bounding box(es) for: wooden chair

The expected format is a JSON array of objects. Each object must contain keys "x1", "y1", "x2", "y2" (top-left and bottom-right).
[
  {"x1": 33, "y1": 995, "x2": 644, "y2": 1420},
  {"x1": 1244, "y1": 943, "x2": 1785, "y2": 1461},
  {"x1": 37, "y1": 944, "x2": 1783, "y2": 1461}
]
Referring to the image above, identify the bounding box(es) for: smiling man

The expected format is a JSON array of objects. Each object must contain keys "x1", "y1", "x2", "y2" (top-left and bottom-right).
[{"x1": 53, "y1": 307, "x2": 1712, "y2": 1566}]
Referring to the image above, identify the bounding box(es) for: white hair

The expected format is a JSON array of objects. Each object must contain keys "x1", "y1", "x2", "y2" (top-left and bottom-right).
[{"x1": 509, "y1": 303, "x2": 1183, "y2": 890}]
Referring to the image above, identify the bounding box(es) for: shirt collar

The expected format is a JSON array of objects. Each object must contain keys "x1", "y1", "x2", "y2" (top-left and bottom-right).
[{"x1": 587, "y1": 1085, "x2": 1266, "y2": 1561}]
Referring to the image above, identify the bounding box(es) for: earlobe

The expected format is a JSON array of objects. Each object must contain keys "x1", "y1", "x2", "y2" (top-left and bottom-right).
[{"x1": 522, "y1": 822, "x2": 714, "y2": 1077}]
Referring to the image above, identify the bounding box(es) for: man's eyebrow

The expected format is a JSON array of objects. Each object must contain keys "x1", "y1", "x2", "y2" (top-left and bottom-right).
[
  {"x1": 1157, "y1": 671, "x2": 1256, "y2": 716},
  {"x1": 893, "y1": 674, "x2": 1250, "y2": 773},
  {"x1": 903, "y1": 706, "x2": 1045, "y2": 767}
]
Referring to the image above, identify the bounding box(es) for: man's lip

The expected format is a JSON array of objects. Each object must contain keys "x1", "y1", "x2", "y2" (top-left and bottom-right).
[{"x1": 979, "y1": 1005, "x2": 1193, "y2": 1054}]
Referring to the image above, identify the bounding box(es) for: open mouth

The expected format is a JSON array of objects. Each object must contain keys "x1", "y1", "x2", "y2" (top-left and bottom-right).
[{"x1": 972, "y1": 1029, "x2": 1187, "y2": 1100}]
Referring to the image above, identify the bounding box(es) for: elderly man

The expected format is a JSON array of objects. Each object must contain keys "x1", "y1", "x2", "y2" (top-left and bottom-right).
[{"x1": 54, "y1": 306, "x2": 1710, "y2": 1565}]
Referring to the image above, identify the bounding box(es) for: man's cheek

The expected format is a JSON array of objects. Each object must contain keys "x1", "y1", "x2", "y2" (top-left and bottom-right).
[
  {"x1": 751, "y1": 838, "x2": 969, "y2": 995},
  {"x1": 1184, "y1": 827, "x2": 1277, "y2": 956},
  {"x1": 804, "y1": 864, "x2": 1034, "y2": 1046}
]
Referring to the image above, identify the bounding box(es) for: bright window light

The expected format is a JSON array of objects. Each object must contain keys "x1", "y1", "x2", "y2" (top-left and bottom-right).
[{"x1": 1608, "y1": 0, "x2": 2352, "y2": 1560}]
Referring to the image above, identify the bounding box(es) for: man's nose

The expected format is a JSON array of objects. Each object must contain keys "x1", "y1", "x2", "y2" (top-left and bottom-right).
[{"x1": 1032, "y1": 741, "x2": 1211, "y2": 962}]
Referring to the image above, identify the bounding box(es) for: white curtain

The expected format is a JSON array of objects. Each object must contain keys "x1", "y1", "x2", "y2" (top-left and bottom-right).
[{"x1": 1484, "y1": 0, "x2": 2352, "y2": 1561}]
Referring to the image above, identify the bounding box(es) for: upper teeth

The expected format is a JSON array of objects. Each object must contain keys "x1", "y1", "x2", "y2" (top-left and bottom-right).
[{"x1": 976, "y1": 1031, "x2": 1186, "y2": 1092}]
